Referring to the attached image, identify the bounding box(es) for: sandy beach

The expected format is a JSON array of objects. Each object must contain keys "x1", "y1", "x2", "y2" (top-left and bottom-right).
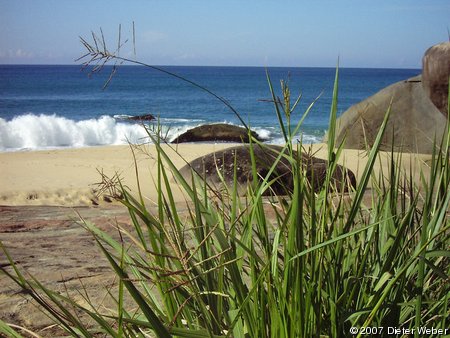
[
  {"x1": 0, "y1": 143, "x2": 237, "y2": 206},
  {"x1": 0, "y1": 142, "x2": 438, "y2": 334},
  {"x1": 0, "y1": 143, "x2": 433, "y2": 207}
]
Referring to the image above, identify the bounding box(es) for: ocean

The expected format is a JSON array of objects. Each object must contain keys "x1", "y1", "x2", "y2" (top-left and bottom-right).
[{"x1": 0, "y1": 65, "x2": 420, "y2": 152}]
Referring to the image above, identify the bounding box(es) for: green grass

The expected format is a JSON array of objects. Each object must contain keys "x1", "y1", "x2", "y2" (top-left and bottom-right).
[{"x1": 1, "y1": 34, "x2": 449, "y2": 337}]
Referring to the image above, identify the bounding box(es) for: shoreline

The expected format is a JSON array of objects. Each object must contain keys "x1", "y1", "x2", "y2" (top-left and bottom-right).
[{"x1": 0, "y1": 143, "x2": 432, "y2": 207}]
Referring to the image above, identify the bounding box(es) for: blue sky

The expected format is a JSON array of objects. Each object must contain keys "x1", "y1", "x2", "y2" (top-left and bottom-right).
[{"x1": 1, "y1": 1, "x2": 449, "y2": 68}]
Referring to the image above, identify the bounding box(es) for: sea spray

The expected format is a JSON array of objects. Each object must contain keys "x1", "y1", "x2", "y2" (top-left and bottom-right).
[{"x1": 0, "y1": 114, "x2": 149, "y2": 151}]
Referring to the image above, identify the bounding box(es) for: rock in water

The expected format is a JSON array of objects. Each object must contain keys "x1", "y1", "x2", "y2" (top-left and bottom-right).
[
  {"x1": 171, "y1": 123, "x2": 262, "y2": 143},
  {"x1": 179, "y1": 145, "x2": 356, "y2": 194},
  {"x1": 127, "y1": 114, "x2": 155, "y2": 121},
  {"x1": 325, "y1": 75, "x2": 447, "y2": 154},
  {"x1": 422, "y1": 42, "x2": 450, "y2": 117}
]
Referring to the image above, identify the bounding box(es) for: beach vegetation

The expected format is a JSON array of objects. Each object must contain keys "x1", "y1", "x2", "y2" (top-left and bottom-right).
[{"x1": 0, "y1": 28, "x2": 449, "y2": 337}]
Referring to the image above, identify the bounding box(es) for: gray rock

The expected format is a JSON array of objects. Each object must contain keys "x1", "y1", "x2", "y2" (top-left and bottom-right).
[
  {"x1": 179, "y1": 145, "x2": 356, "y2": 194},
  {"x1": 422, "y1": 42, "x2": 450, "y2": 117},
  {"x1": 171, "y1": 123, "x2": 262, "y2": 143},
  {"x1": 325, "y1": 75, "x2": 448, "y2": 153},
  {"x1": 123, "y1": 114, "x2": 155, "y2": 121}
]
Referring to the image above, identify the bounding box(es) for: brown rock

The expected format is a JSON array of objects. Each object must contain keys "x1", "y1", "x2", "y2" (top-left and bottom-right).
[
  {"x1": 179, "y1": 145, "x2": 356, "y2": 194},
  {"x1": 325, "y1": 75, "x2": 448, "y2": 154},
  {"x1": 0, "y1": 205, "x2": 134, "y2": 336},
  {"x1": 422, "y1": 42, "x2": 450, "y2": 117},
  {"x1": 171, "y1": 123, "x2": 262, "y2": 143}
]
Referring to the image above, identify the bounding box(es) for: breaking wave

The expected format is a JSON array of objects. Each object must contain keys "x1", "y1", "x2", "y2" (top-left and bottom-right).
[
  {"x1": 0, "y1": 113, "x2": 322, "y2": 152},
  {"x1": 0, "y1": 114, "x2": 150, "y2": 151}
]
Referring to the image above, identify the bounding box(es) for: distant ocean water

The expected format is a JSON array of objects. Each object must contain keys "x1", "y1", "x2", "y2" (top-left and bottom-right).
[{"x1": 0, "y1": 65, "x2": 420, "y2": 152}]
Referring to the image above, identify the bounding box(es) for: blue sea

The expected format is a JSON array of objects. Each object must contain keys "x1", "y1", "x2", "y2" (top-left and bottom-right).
[{"x1": 0, "y1": 65, "x2": 420, "y2": 152}]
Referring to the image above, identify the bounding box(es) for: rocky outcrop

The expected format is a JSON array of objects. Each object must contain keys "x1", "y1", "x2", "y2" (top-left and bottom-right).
[
  {"x1": 326, "y1": 75, "x2": 447, "y2": 154},
  {"x1": 171, "y1": 123, "x2": 262, "y2": 143},
  {"x1": 326, "y1": 42, "x2": 450, "y2": 154},
  {"x1": 422, "y1": 42, "x2": 450, "y2": 117},
  {"x1": 0, "y1": 205, "x2": 135, "y2": 336},
  {"x1": 179, "y1": 145, "x2": 356, "y2": 194}
]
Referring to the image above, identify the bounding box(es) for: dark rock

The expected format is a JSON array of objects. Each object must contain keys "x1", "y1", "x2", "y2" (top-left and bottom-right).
[
  {"x1": 422, "y1": 42, "x2": 450, "y2": 117},
  {"x1": 171, "y1": 123, "x2": 262, "y2": 143},
  {"x1": 179, "y1": 145, "x2": 356, "y2": 194},
  {"x1": 325, "y1": 75, "x2": 448, "y2": 154},
  {"x1": 126, "y1": 114, "x2": 155, "y2": 121}
]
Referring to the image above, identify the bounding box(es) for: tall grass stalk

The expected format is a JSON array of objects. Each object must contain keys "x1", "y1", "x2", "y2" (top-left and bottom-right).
[{"x1": 1, "y1": 30, "x2": 449, "y2": 337}]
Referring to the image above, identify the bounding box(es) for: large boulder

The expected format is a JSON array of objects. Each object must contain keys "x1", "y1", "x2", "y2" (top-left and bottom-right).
[
  {"x1": 179, "y1": 145, "x2": 356, "y2": 195},
  {"x1": 171, "y1": 123, "x2": 262, "y2": 143},
  {"x1": 422, "y1": 42, "x2": 450, "y2": 117},
  {"x1": 325, "y1": 75, "x2": 448, "y2": 153}
]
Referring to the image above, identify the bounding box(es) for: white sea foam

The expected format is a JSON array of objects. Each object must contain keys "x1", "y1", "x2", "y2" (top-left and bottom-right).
[
  {"x1": 0, "y1": 114, "x2": 323, "y2": 151},
  {"x1": 113, "y1": 114, "x2": 134, "y2": 120},
  {"x1": 0, "y1": 114, "x2": 150, "y2": 151},
  {"x1": 253, "y1": 127, "x2": 273, "y2": 140},
  {"x1": 267, "y1": 133, "x2": 323, "y2": 145},
  {"x1": 160, "y1": 117, "x2": 205, "y2": 123},
  {"x1": 165, "y1": 123, "x2": 203, "y2": 142}
]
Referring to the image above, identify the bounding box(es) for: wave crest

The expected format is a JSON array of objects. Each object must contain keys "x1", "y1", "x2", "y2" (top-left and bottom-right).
[
  {"x1": 0, "y1": 114, "x2": 322, "y2": 151},
  {"x1": 0, "y1": 114, "x2": 149, "y2": 151}
]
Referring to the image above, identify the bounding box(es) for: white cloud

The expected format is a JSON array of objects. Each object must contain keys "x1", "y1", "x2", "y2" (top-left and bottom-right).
[
  {"x1": 15, "y1": 49, "x2": 33, "y2": 58},
  {"x1": 0, "y1": 48, "x2": 71, "y2": 64},
  {"x1": 175, "y1": 53, "x2": 196, "y2": 61},
  {"x1": 140, "y1": 30, "x2": 168, "y2": 44},
  {"x1": 0, "y1": 48, "x2": 34, "y2": 62}
]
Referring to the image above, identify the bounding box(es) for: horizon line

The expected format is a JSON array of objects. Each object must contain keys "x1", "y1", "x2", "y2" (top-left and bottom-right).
[{"x1": 0, "y1": 63, "x2": 422, "y2": 71}]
